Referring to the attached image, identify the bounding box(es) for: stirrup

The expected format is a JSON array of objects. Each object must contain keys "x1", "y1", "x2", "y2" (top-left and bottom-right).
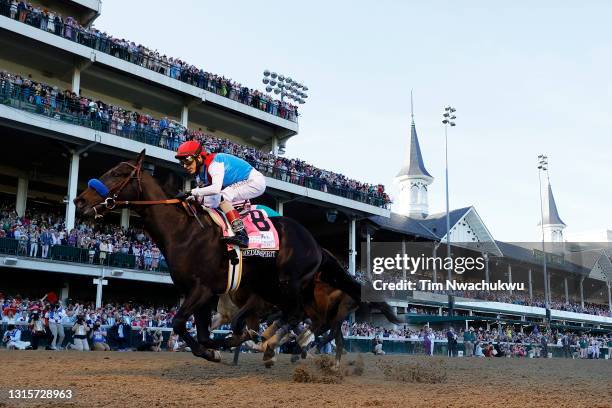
[{"x1": 222, "y1": 230, "x2": 249, "y2": 248}]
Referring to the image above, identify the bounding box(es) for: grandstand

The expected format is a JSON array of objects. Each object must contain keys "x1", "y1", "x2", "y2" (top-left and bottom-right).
[{"x1": 0, "y1": 0, "x2": 610, "y2": 344}]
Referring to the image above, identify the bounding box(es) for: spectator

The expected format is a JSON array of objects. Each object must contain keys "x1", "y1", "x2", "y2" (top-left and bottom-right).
[
  {"x1": 463, "y1": 326, "x2": 475, "y2": 357},
  {"x1": 40, "y1": 227, "x2": 52, "y2": 258},
  {"x1": 45, "y1": 303, "x2": 65, "y2": 350},
  {"x1": 28, "y1": 311, "x2": 46, "y2": 349},
  {"x1": 2, "y1": 324, "x2": 31, "y2": 349},
  {"x1": 110, "y1": 317, "x2": 131, "y2": 351},
  {"x1": 91, "y1": 321, "x2": 110, "y2": 351},
  {"x1": 447, "y1": 327, "x2": 457, "y2": 357},
  {"x1": 69, "y1": 315, "x2": 90, "y2": 351},
  {"x1": 372, "y1": 337, "x2": 385, "y2": 355}
]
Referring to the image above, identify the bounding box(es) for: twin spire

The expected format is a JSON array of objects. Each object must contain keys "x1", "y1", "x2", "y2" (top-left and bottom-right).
[
  {"x1": 396, "y1": 92, "x2": 432, "y2": 181},
  {"x1": 395, "y1": 92, "x2": 433, "y2": 218},
  {"x1": 395, "y1": 92, "x2": 566, "y2": 242}
]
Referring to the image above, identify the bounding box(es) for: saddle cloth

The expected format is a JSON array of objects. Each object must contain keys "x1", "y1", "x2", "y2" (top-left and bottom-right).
[
  {"x1": 199, "y1": 204, "x2": 279, "y2": 294},
  {"x1": 205, "y1": 206, "x2": 280, "y2": 251}
]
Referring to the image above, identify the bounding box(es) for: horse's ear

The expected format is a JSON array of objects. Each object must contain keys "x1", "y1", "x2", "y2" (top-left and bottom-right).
[{"x1": 136, "y1": 149, "x2": 146, "y2": 166}]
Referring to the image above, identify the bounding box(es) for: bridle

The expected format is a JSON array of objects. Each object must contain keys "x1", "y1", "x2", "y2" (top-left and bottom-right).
[{"x1": 91, "y1": 160, "x2": 180, "y2": 219}]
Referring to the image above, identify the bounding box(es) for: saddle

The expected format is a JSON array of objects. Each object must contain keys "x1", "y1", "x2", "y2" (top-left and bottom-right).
[{"x1": 183, "y1": 201, "x2": 280, "y2": 294}]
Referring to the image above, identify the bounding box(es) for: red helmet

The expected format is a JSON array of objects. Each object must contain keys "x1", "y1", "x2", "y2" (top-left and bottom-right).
[{"x1": 175, "y1": 140, "x2": 203, "y2": 160}]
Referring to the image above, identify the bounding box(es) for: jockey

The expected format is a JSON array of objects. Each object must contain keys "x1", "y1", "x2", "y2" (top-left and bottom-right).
[{"x1": 175, "y1": 140, "x2": 266, "y2": 248}]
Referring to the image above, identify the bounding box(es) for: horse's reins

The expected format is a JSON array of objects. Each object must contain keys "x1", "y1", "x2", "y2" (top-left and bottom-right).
[{"x1": 91, "y1": 161, "x2": 207, "y2": 230}]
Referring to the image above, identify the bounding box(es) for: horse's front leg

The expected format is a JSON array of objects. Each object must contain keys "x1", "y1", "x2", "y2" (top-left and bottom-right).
[
  {"x1": 206, "y1": 295, "x2": 260, "y2": 352},
  {"x1": 194, "y1": 299, "x2": 218, "y2": 349},
  {"x1": 172, "y1": 285, "x2": 220, "y2": 362}
]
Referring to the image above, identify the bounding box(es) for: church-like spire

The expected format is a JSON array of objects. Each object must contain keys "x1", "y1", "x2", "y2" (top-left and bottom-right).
[
  {"x1": 395, "y1": 92, "x2": 434, "y2": 218},
  {"x1": 396, "y1": 92, "x2": 433, "y2": 180},
  {"x1": 538, "y1": 163, "x2": 566, "y2": 244},
  {"x1": 542, "y1": 181, "x2": 566, "y2": 226}
]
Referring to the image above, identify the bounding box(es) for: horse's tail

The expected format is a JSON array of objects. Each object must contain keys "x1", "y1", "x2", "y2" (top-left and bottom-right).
[{"x1": 318, "y1": 248, "x2": 403, "y2": 325}]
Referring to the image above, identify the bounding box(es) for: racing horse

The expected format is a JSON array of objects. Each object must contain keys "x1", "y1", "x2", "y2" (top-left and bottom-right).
[{"x1": 74, "y1": 150, "x2": 400, "y2": 362}]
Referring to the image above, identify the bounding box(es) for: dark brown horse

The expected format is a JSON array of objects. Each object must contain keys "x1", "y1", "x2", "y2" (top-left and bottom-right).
[{"x1": 74, "y1": 150, "x2": 400, "y2": 362}]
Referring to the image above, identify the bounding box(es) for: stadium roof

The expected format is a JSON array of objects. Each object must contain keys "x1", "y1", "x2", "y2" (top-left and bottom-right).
[{"x1": 370, "y1": 207, "x2": 473, "y2": 240}]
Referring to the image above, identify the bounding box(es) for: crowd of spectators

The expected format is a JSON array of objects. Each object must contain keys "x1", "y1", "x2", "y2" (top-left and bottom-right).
[
  {"x1": 456, "y1": 290, "x2": 612, "y2": 317},
  {"x1": 0, "y1": 70, "x2": 391, "y2": 208},
  {"x1": 0, "y1": 200, "x2": 167, "y2": 271},
  {"x1": 0, "y1": 0, "x2": 299, "y2": 122},
  {"x1": 343, "y1": 321, "x2": 611, "y2": 359},
  {"x1": 1, "y1": 293, "x2": 183, "y2": 351},
  {"x1": 2, "y1": 291, "x2": 610, "y2": 358}
]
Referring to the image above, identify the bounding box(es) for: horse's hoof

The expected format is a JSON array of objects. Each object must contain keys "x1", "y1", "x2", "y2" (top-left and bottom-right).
[
  {"x1": 263, "y1": 357, "x2": 276, "y2": 368},
  {"x1": 210, "y1": 349, "x2": 222, "y2": 362},
  {"x1": 296, "y1": 329, "x2": 314, "y2": 349},
  {"x1": 301, "y1": 350, "x2": 308, "y2": 359},
  {"x1": 196, "y1": 348, "x2": 221, "y2": 362},
  {"x1": 290, "y1": 354, "x2": 300, "y2": 363}
]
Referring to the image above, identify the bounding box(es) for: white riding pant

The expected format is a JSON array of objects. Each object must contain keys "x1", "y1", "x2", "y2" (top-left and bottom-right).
[{"x1": 201, "y1": 169, "x2": 266, "y2": 209}]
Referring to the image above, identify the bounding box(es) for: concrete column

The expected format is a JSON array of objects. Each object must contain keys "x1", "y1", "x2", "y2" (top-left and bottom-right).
[
  {"x1": 579, "y1": 277, "x2": 584, "y2": 308},
  {"x1": 271, "y1": 136, "x2": 279, "y2": 155},
  {"x1": 95, "y1": 280, "x2": 103, "y2": 308},
  {"x1": 438, "y1": 307, "x2": 443, "y2": 316},
  {"x1": 348, "y1": 217, "x2": 356, "y2": 276},
  {"x1": 547, "y1": 274, "x2": 552, "y2": 304},
  {"x1": 608, "y1": 282, "x2": 611, "y2": 312},
  {"x1": 508, "y1": 264, "x2": 513, "y2": 294},
  {"x1": 120, "y1": 209, "x2": 130, "y2": 230},
  {"x1": 528, "y1": 269, "x2": 533, "y2": 300},
  {"x1": 564, "y1": 277, "x2": 569, "y2": 304},
  {"x1": 484, "y1": 253, "x2": 490, "y2": 284},
  {"x1": 276, "y1": 199, "x2": 284, "y2": 216},
  {"x1": 65, "y1": 152, "x2": 80, "y2": 231},
  {"x1": 181, "y1": 105, "x2": 189, "y2": 127},
  {"x1": 60, "y1": 281, "x2": 70, "y2": 302},
  {"x1": 366, "y1": 227, "x2": 371, "y2": 280},
  {"x1": 16, "y1": 177, "x2": 28, "y2": 217},
  {"x1": 72, "y1": 65, "x2": 81, "y2": 96},
  {"x1": 94, "y1": 273, "x2": 107, "y2": 309},
  {"x1": 184, "y1": 178, "x2": 192, "y2": 192}
]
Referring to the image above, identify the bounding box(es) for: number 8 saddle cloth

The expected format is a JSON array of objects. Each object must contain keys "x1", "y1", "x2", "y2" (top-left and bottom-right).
[{"x1": 205, "y1": 203, "x2": 281, "y2": 252}]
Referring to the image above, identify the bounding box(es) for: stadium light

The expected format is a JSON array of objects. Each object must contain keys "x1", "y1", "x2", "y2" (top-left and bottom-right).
[
  {"x1": 537, "y1": 154, "x2": 550, "y2": 312},
  {"x1": 442, "y1": 106, "x2": 457, "y2": 285},
  {"x1": 262, "y1": 70, "x2": 309, "y2": 105}
]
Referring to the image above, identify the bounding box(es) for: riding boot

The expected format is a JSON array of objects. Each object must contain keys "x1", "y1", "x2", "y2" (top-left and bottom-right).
[
  {"x1": 219, "y1": 200, "x2": 249, "y2": 248},
  {"x1": 222, "y1": 221, "x2": 249, "y2": 248}
]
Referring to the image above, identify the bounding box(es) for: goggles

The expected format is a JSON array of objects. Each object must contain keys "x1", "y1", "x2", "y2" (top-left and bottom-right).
[{"x1": 179, "y1": 155, "x2": 196, "y2": 166}]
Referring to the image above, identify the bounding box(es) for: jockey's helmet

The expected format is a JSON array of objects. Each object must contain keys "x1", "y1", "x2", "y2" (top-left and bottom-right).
[{"x1": 175, "y1": 140, "x2": 205, "y2": 166}]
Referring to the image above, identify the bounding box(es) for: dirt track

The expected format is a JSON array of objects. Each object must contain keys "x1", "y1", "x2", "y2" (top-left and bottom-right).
[{"x1": 1, "y1": 350, "x2": 610, "y2": 407}]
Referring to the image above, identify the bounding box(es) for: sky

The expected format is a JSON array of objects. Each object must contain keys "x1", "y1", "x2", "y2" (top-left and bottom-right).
[{"x1": 96, "y1": 0, "x2": 612, "y2": 242}]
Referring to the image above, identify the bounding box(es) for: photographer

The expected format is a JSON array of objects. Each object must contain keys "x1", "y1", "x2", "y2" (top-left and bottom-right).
[
  {"x1": 136, "y1": 327, "x2": 163, "y2": 352},
  {"x1": 2, "y1": 324, "x2": 31, "y2": 350},
  {"x1": 29, "y1": 311, "x2": 46, "y2": 350},
  {"x1": 68, "y1": 315, "x2": 90, "y2": 351},
  {"x1": 91, "y1": 320, "x2": 110, "y2": 351},
  {"x1": 109, "y1": 317, "x2": 131, "y2": 351}
]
